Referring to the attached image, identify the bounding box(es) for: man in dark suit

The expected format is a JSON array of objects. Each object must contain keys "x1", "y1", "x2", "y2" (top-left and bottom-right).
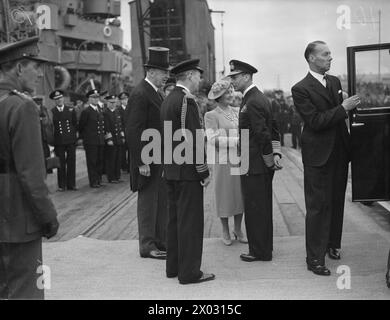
[
  {"x1": 126, "y1": 47, "x2": 170, "y2": 260},
  {"x1": 0, "y1": 37, "x2": 59, "y2": 299},
  {"x1": 118, "y1": 91, "x2": 130, "y2": 173},
  {"x1": 78, "y1": 89, "x2": 106, "y2": 188},
  {"x1": 228, "y1": 60, "x2": 282, "y2": 263},
  {"x1": 50, "y1": 90, "x2": 78, "y2": 191},
  {"x1": 103, "y1": 95, "x2": 124, "y2": 183},
  {"x1": 161, "y1": 59, "x2": 215, "y2": 284},
  {"x1": 291, "y1": 41, "x2": 360, "y2": 276}
]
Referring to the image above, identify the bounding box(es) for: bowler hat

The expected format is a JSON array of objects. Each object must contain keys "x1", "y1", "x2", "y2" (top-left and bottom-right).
[
  {"x1": 171, "y1": 59, "x2": 203, "y2": 75},
  {"x1": 49, "y1": 90, "x2": 64, "y2": 100},
  {"x1": 144, "y1": 47, "x2": 170, "y2": 71},
  {"x1": 0, "y1": 36, "x2": 48, "y2": 65},
  {"x1": 208, "y1": 78, "x2": 232, "y2": 100},
  {"x1": 227, "y1": 60, "x2": 258, "y2": 76},
  {"x1": 86, "y1": 89, "x2": 100, "y2": 98}
]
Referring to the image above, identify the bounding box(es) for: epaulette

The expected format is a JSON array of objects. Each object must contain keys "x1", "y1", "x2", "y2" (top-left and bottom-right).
[{"x1": 10, "y1": 89, "x2": 33, "y2": 101}]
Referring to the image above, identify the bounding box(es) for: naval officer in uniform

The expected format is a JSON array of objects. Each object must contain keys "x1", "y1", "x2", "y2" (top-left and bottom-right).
[
  {"x1": 161, "y1": 59, "x2": 215, "y2": 284},
  {"x1": 118, "y1": 91, "x2": 130, "y2": 173},
  {"x1": 0, "y1": 36, "x2": 59, "y2": 299},
  {"x1": 79, "y1": 89, "x2": 106, "y2": 188},
  {"x1": 50, "y1": 90, "x2": 78, "y2": 191},
  {"x1": 103, "y1": 94, "x2": 124, "y2": 183},
  {"x1": 228, "y1": 59, "x2": 282, "y2": 263}
]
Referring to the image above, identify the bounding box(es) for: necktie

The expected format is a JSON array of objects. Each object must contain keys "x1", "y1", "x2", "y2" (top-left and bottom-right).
[
  {"x1": 324, "y1": 75, "x2": 332, "y2": 94},
  {"x1": 324, "y1": 75, "x2": 336, "y2": 104}
]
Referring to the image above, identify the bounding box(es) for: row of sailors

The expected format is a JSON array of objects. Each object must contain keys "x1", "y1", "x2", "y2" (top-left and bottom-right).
[{"x1": 48, "y1": 89, "x2": 130, "y2": 190}]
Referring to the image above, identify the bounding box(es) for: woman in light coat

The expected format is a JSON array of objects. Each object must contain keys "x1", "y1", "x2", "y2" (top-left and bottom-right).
[{"x1": 204, "y1": 78, "x2": 247, "y2": 245}]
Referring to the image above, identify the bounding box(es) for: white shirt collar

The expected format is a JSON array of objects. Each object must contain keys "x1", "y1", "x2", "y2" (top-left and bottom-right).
[
  {"x1": 145, "y1": 77, "x2": 158, "y2": 92},
  {"x1": 121, "y1": 104, "x2": 126, "y2": 110},
  {"x1": 309, "y1": 70, "x2": 327, "y2": 87},
  {"x1": 176, "y1": 83, "x2": 191, "y2": 94},
  {"x1": 57, "y1": 105, "x2": 64, "y2": 111},
  {"x1": 243, "y1": 84, "x2": 256, "y2": 97},
  {"x1": 90, "y1": 104, "x2": 98, "y2": 111}
]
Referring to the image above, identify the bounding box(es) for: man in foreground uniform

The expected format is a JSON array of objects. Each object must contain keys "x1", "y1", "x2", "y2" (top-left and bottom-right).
[
  {"x1": 126, "y1": 47, "x2": 169, "y2": 259},
  {"x1": 161, "y1": 59, "x2": 215, "y2": 284},
  {"x1": 0, "y1": 37, "x2": 59, "y2": 299},
  {"x1": 228, "y1": 59, "x2": 282, "y2": 263},
  {"x1": 50, "y1": 90, "x2": 78, "y2": 191},
  {"x1": 292, "y1": 41, "x2": 360, "y2": 276},
  {"x1": 79, "y1": 89, "x2": 106, "y2": 188}
]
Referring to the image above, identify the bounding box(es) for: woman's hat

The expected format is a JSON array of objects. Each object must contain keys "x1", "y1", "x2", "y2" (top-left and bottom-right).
[
  {"x1": 144, "y1": 47, "x2": 170, "y2": 71},
  {"x1": 207, "y1": 78, "x2": 232, "y2": 100}
]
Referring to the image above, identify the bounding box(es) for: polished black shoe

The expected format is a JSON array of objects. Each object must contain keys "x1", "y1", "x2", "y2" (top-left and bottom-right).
[
  {"x1": 90, "y1": 184, "x2": 100, "y2": 188},
  {"x1": 386, "y1": 270, "x2": 390, "y2": 289},
  {"x1": 240, "y1": 253, "x2": 272, "y2": 262},
  {"x1": 57, "y1": 187, "x2": 65, "y2": 192},
  {"x1": 67, "y1": 187, "x2": 78, "y2": 191},
  {"x1": 141, "y1": 249, "x2": 166, "y2": 260},
  {"x1": 328, "y1": 248, "x2": 341, "y2": 260},
  {"x1": 307, "y1": 264, "x2": 331, "y2": 276},
  {"x1": 166, "y1": 273, "x2": 178, "y2": 278},
  {"x1": 179, "y1": 272, "x2": 215, "y2": 284}
]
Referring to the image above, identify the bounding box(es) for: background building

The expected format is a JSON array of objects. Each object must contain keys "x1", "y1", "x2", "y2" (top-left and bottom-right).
[
  {"x1": 129, "y1": 0, "x2": 216, "y2": 85},
  {"x1": 0, "y1": 0, "x2": 132, "y2": 104}
]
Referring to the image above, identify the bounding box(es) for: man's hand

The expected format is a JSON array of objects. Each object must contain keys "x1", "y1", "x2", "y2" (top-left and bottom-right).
[
  {"x1": 342, "y1": 95, "x2": 361, "y2": 111},
  {"x1": 43, "y1": 219, "x2": 59, "y2": 239},
  {"x1": 273, "y1": 154, "x2": 283, "y2": 170},
  {"x1": 201, "y1": 176, "x2": 211, "y2": 187},
  {"x1": 139, "y1": 164, "x2": 151, "y2": 177}
]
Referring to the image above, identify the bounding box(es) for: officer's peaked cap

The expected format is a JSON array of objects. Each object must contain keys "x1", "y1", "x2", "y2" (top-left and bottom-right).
[{"x1": 227, "y1": 60, "x2": 258, "y2": 76}]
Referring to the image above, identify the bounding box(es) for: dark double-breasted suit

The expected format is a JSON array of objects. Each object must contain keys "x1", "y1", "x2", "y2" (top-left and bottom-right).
[
  {"x1": 292, "y1": 72, "x2": 349, "y2": 266},
  {"x1": 0, "y1": 77, "x2": 58, "y2": 299},
  {"x1": 126, "y1": 79, "x2": 168, "y2": 256},
  {"x1": 104, "y1": 108, "x2": 124, "y2": 182},
  {"x1": 78, "y1": 105, "x2": 106, "y2": 187},
  {"x1": 52, "y1": 105, "x2": 78, "y2": 190},
  {"x1": 161, "y1": 86, "x2": 210, "y2": 283},
  {"x1": 239, "y1": 85, "x2": 281, "y2": 260}
]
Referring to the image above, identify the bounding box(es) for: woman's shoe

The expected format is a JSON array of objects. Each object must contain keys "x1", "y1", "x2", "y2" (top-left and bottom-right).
[
  {"x1": 233, "y1": 231, "x2": 248, "y2": 244},
  {"x1": 222, "y1": 232, "x2": 232, "y2": 246}
]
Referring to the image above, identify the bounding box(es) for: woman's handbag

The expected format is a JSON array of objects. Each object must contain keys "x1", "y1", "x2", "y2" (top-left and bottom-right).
[{"x1": 46, "y1": 151, "x2": 60, "y2": 170}]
